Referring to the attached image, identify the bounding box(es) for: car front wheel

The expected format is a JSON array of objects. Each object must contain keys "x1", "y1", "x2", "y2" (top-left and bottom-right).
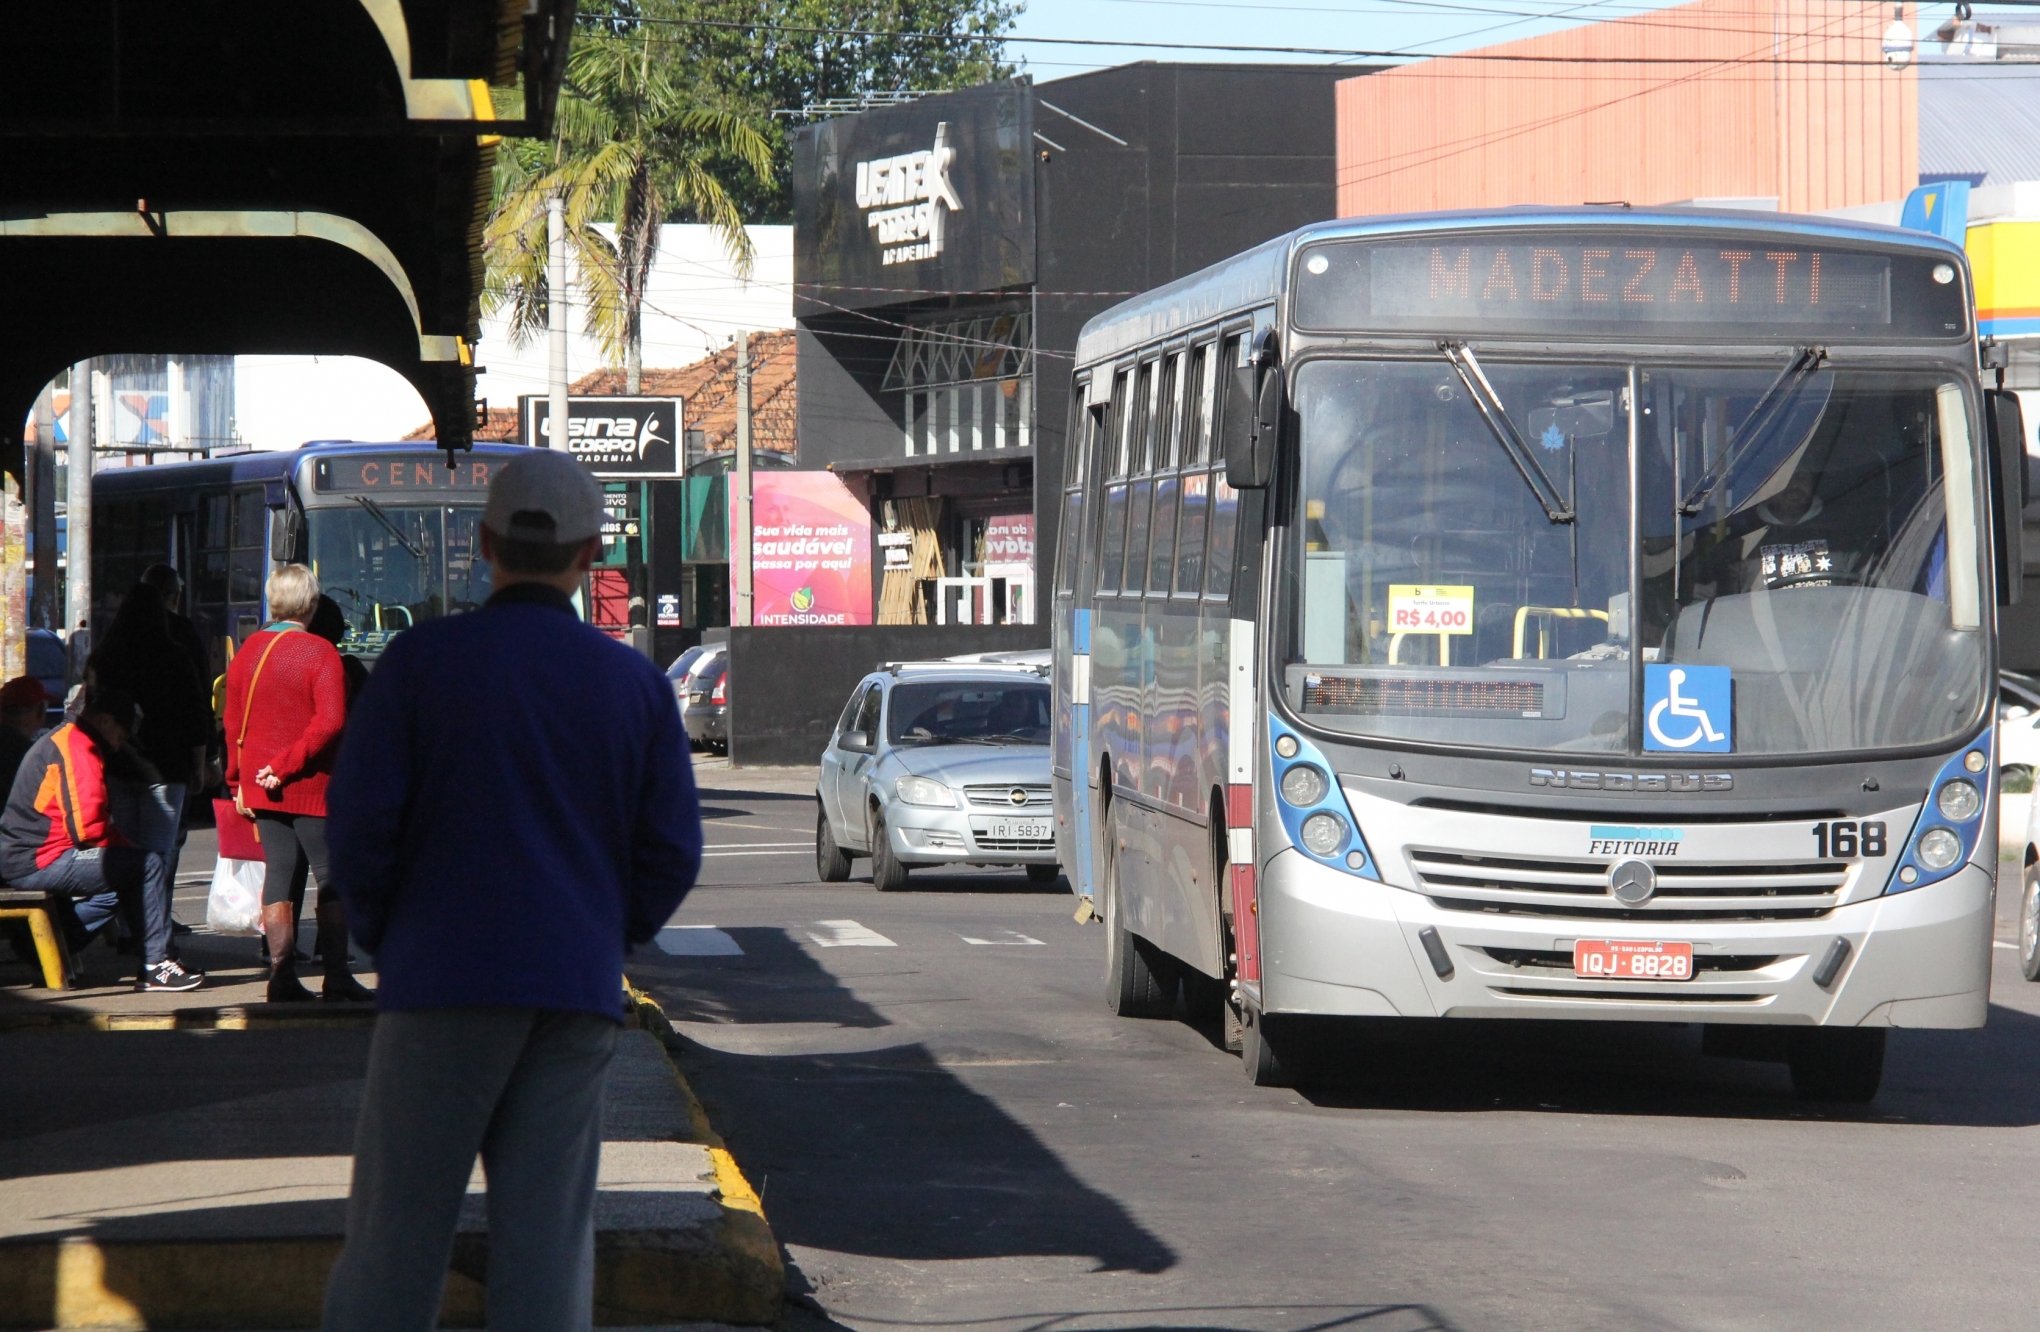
[
  {"x1": 816, "y1": 802, "x2": 853, "y2": 882},
  {"x1": 870, "y1": 812, "x2": 910, "y2": 892},
  {"x1": 2021, "y1": 864, "x2": 2040, "y2": 982}
]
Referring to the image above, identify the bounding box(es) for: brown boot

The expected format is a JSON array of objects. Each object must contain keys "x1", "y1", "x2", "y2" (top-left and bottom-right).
[
  {"x1": 316, "y1": 895, "x2": 374, "y2": 1003},
  {"x1": 262, "y1": 902, "x2": 314, "y2": 1003}
]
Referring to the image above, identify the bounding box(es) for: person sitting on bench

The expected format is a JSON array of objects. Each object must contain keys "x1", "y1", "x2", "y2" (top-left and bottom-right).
[{"x1": 0, "y1": 689, "x2": 204, "y2": 992}]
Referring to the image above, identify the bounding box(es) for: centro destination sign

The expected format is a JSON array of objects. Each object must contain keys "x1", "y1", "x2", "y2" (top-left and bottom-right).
[
  {"x1": 519, "y1": 396, "x2": 681, "y2": 478},
  {"x1": 1295, "y1": 231, "x2": 1970, "y2": 340}
]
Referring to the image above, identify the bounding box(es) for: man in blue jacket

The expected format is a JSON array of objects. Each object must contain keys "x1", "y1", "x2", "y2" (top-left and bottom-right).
[{"x1": 321, "y1": 448, "x2": 702, "y2": 1332}]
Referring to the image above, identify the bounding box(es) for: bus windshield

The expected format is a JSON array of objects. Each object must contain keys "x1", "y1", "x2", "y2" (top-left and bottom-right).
[
  {"x1": 1285, "y1": 356, "x2": 1987, "y2": 757},
  {"x1": 306, "y1": 502, "x2": 492, "y2": 650}
]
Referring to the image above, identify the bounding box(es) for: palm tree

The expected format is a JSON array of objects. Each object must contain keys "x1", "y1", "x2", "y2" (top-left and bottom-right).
[{"x1": 485, "y1": 19, "x2": 774, "y2": 392}]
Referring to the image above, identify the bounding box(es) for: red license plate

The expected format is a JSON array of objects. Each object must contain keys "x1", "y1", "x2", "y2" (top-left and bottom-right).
[{"x1": 1573, "y1": 939, "x2": 1694, "y2": 981}]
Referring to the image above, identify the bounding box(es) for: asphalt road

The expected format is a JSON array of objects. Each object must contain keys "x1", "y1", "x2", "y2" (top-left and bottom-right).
[{"x1": 640, "y1": 769, "x2": 2040, "y2": 1332}]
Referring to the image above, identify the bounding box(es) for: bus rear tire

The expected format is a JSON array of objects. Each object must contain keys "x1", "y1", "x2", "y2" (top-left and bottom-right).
[
  {"x1": 1241, "y1": 1003, "x2": 1292, "y2": 1087},
  {"x1": 1786, "y1": 1027, "x2": 1884, "y2": 1103},
  {"x1": 1103, "y1": 807, "x2": 1175, "y2": 1018}
]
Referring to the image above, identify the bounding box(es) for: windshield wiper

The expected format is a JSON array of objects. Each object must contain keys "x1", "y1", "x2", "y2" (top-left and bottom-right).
[
  {"x1": 352, "y1": 495, "x2": 424, "y2": 561},
  {"x1": 1679, "y1": 345, "x2": 1828, "y2": 515},
  {"x1": 1439, "y1": 342, "x2": 1574, "y2": 525}
]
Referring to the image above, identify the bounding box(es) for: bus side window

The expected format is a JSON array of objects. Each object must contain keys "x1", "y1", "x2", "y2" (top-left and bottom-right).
[
  {"x1": 1098, "y1": 482, "x2": 1130, "y2": 596},
  {"x1": 1148, "y1": 474, "x2": 1180, "y2": 596},
  {"x1": 1124, "y1": 478, "x2": 1154, "y2": 599},
  {"x1": 1130, "y1": 361, "x2": 1155, "y2": 475},
  {"x1": 1156, "y1": 352, "x2": 1182, "y2": 473},
  {"x1": 1110, "y1": 369, "x2": 1132, "y2": 476},
  {"x1": 1185, "y1": 340, "x2": 1213, "y2": 466},
  {"x1": 1206, "y1": 469, "x2": 1240, "y2": 602},
  {"x1": 1175, "y1": 470, "x2": 1210, "y2": 597},
  {"x1": 1057, "y1": 490, "x2": 1082, "y2": 596}
]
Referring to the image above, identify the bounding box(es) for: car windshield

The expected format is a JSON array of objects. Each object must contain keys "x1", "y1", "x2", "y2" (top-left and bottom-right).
[
  {"x1": 667, "y1": 647, "x2": 706, "y2": 681},
  {"x1": 1284, "y1": 357, "x2": 1987, "y2": 757},
  {"x1": 887, "y1": 680, "x2": 1051, "y2": 746}
]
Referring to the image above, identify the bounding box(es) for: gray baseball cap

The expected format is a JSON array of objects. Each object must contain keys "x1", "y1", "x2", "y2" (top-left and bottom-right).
[{"x1": 483, "y1": 447, "x2": 604, "y2": 544}]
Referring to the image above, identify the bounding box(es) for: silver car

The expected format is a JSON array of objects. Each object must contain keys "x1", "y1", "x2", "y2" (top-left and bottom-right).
[{"x1": 815, "y1": 661, "x2": 1059, "y2": 890}]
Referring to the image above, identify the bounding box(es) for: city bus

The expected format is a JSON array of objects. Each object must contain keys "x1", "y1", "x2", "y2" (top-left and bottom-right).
[
  {"x1": 1051, "y1": 207, "x2": 2029, "y2": 1100},
  {"x1": 92, "y1": 441, "x2": 524, "y2": 675}
]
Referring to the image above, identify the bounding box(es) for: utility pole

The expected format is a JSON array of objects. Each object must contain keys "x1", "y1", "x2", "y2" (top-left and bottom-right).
[
  {"x1": 732, "y1": 329, "x2": 754, "y2": 627},
  {"x1": 64, "y1": 360, "x2": 94, "y2": 651},
  {"x1": 28, "y1": 386, "x2": 57, "y2": 628},
  {"x1": 546, "y1": 194, "x2": 569, "y2": 449}
]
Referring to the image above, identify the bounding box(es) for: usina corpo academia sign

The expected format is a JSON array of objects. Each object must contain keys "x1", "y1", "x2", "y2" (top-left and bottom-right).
[
  {"x1": 518, "y1": 396, "x2": 681, "y2": 478},
  {"x1": 854, "y1": 121, "x2": 961, "y2": 267}
]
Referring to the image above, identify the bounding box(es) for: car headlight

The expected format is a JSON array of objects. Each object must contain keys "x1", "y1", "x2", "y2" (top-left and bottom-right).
[
  {"x1": 1300, "y1": 811, "x2": 1347, "y2": 856},
  {"x1": 1279, "y1": 763, "x2": 1328, "y2": 807},
  {"x1": 1916, "y1": 827, "x2": 1962, "y2": 870},
  {"x1": 894, "y1": 775, "x2": 956, "y2": 808},
  {"x1": 1935, "y1": 779, "x2": 1982, "y2": 822}
]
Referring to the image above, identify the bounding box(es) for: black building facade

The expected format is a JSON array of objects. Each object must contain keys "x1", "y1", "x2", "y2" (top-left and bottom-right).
[{"x1": 792, "y1": 62, "x2": 1361, "y2": 633}]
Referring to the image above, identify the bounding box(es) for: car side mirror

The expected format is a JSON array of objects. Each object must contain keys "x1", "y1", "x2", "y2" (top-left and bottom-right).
[{"x1": 840, "y1": 730, "x2": 872, "y2": 753}]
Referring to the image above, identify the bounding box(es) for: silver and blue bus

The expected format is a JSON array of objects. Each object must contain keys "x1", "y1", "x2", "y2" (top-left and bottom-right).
[
  {"x1": 92, "y1": 441, "x2": 523, "y2": 675},
  {"x1": 1052, "y1": 208, "x2": 2029, "y2": 1100}
]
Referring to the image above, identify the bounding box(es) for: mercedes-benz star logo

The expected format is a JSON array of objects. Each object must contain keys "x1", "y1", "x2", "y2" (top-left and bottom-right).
[
  {"x1": 1009, "y1": 788, "x2": 1030, "y2": 807},
  {"x1": 1608, "y1": 858, "x2": 1658, "y2": 906}
]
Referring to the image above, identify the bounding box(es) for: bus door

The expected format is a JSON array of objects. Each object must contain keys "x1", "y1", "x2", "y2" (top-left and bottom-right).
[{"x1": 1060, "y1": 380, "x2": 1108, "y2": 900}]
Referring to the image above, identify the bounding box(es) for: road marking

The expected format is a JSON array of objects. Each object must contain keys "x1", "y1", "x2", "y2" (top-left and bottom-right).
[
  {"x1": 655, "y1": 926, "x2": 745, "y2": 956},
  {"x1": 706, "y1": 840, "x2": 813, "y2": 849},
  {"x1": 1996, "y1": 941, "x2": 2019, "y2": 951},
  {"x1": 960, "y1": 930, "x2": 1046, "y2": 946},
  {"x1": 703, "y1": 847, "x2": 812, "y2": 858},
  {"x1": 807, "y1": 919, "x2": 896, "y2": 948}
]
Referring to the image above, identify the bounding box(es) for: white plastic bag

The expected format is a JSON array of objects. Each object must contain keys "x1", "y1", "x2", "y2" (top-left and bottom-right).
[{"x1": 205, "y1": 857, "x2": 265, "y2": 935}]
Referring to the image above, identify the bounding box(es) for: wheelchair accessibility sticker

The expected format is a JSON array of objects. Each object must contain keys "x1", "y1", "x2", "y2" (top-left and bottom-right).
[{"x1": 1643, "y1": 664, "x2": 1732, "y2": 753}]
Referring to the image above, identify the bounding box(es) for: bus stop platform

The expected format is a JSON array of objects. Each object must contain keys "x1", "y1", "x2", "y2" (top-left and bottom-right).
[{"x1": 0, "y1": 924, "x2": 782, "y2": 1330}]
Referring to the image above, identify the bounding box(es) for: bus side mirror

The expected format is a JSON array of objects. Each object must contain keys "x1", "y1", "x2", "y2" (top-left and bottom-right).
[
  {"x1": 1986, "y1": 388, "x2": 2026, "y2": 605},
  {"x1": 1224, "y1": 338, "x2": 1284, "y2": 491},
  {"x1": 270, "y1": 508, "x2": 306, "y2": 565}
]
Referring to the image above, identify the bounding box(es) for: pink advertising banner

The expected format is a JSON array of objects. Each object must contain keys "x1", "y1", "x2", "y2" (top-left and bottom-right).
[{"x1": 735, "y1": 471, "x2": 874, "y2": 626}]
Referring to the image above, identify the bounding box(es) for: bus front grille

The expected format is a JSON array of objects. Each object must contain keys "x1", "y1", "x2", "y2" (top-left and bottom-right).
[{"x1": 1409, "y1": 849, "x2": 1846, "y2": 920}]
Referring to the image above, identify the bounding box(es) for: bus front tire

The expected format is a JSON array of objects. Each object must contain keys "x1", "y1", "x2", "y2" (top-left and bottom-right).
[
  {"x1": 1786, "y1": 1027, "x2": 1885, "y2": 1103},
  {"x1": 1241, "y1": 1004, "x2": 1292, "y2": 1087},
  {"x1": 1103, "y1": 812, "x2": 1175, "y2": 1018}
]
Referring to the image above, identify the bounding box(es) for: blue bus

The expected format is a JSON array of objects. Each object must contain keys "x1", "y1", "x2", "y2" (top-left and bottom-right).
[
  {"x1": 92, "y1": 441, "x2": 527, "y2": 675},
  {"x1": 1053, "y1": 207, "x2": 2027, "y2": 1100}
]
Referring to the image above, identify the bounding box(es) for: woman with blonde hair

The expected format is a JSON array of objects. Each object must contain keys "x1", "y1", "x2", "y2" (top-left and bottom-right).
[{"x1": 223, "y1": 563, "x2": 372, "y2": 1002}]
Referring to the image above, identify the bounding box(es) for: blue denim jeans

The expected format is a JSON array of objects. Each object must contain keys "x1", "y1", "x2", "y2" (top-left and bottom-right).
[
  {"x1": 13, "y1": 845, "x2": 172, "y2": 967},
  {"x1": 77, "y1": 781, "x2": 185, "y2": 943}
]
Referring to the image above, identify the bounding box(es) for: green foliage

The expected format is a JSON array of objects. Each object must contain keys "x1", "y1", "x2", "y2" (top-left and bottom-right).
[
  {"x1": 638, "y1": 0, "x2": 1021, "y2": 223},
  {"x1": 485, "y1": 0, "x2": 1018, "y2": 381}
]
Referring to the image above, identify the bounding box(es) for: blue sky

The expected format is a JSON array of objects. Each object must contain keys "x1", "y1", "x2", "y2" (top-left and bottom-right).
[{"x1": 1002, "y1": 0, "x2": 1988, "y2": 79}]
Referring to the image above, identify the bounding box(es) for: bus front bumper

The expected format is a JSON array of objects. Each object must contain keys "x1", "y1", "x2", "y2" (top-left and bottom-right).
[{"x1": 1257, "y1": 848, "x2": 1993, "y2": 1028}]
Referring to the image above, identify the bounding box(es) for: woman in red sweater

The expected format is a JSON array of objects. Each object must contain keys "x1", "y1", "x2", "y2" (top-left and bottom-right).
[{"x1": 224, "y1": 564, "x2": 373, "y2": 1003}]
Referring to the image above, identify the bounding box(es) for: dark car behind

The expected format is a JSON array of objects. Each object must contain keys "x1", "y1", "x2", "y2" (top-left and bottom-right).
[{"x1": 684, "y1": 655, "x2": 728, "y2": 754}]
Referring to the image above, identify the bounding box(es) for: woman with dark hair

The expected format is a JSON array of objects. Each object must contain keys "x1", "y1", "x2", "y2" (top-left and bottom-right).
[
  {"x1": 86, "y1": 582, "x2": 213, "y2": 887},
  {"x1": 224, "y1": 564, "x2": 373, "y2": 1003}
]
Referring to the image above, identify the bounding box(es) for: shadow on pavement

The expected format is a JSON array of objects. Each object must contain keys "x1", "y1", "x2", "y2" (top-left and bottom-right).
[
  {"x1": 652, "y1": 928, "x2": 1177, "y2": 1278},
  {"x1": 780, "y1": 1298, "x2": 1463, "y2": 1332},
  {"x1": 1247, "y1": 1004, "x2": 2040, "y2": 1128}
]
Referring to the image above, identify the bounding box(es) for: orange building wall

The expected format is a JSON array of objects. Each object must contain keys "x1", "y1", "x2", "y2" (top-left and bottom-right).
[{"x1": 1335, "y1": 0, "x2": 1917, "y2": 217}]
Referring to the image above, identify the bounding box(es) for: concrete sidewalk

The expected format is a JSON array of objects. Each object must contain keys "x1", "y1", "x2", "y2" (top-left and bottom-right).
[{"x1": 0, "y1": 897, "x2": 781, "y2": 1329}]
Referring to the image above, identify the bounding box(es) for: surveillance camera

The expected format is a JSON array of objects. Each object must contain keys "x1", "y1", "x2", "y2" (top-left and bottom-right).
[{"x1": 1882, "y1": 17, "x2": 1915, "y2": 66}]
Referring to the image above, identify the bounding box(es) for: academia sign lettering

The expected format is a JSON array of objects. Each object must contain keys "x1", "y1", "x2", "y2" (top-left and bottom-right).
[
  {"x1": 519, "y1": 396, "x2": 682, "y2": 477},
  {"x1": 854, "y1": 123, "x2": 962, "y2": 267}
]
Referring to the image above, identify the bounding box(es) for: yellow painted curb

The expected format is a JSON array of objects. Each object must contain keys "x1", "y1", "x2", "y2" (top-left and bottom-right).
[{"x1": 0, "y1": 1006, "x2": 377, "y2": 1034}]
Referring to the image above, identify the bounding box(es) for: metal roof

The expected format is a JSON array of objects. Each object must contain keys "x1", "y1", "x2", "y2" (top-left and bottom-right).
[{"x1": 1919, "y1": 62, "x2": 2040, "y2": 188}]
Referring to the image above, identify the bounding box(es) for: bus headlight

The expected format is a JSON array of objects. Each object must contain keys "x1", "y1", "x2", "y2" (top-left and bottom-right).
[
  {"x1": 894, "y1": 775, "x2": 956, "y2": 808},
  {"x1": 1935, "y1": 779, "x2": 1981, "y2": 822},
  {"x1": 1916, "y1": 827, "x2": 1962, "y2": 870},
  {"x1": 1300, "y1": 812, "x2": 1347, "y2": 856},
  {"x1": 1280, "y1": 764, "x2": 1328, "y2": 807}
]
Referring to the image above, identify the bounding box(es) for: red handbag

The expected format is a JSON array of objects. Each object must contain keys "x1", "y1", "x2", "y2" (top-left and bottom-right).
[{"x1": 213, "y1": 799, "x2": 263, "y2": 860}]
